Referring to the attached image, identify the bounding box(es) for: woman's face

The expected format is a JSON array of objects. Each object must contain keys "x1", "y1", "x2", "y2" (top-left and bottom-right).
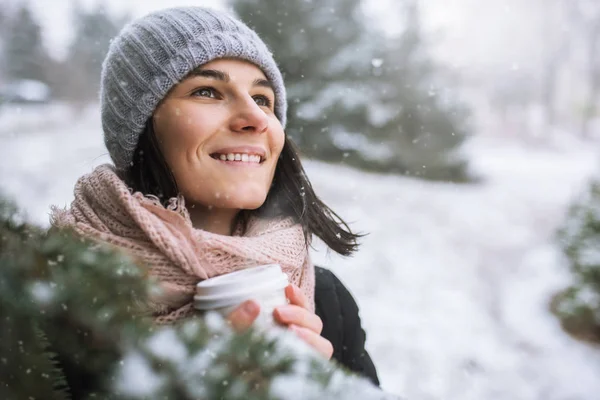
[{"x1": 153, "y1": 58, "x2": 284, "y2": 211}]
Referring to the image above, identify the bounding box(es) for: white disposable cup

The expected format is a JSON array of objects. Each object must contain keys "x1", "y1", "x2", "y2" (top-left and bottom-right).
[{"x1": 194, "y1": 264, "x2": 289, "y2": 328}]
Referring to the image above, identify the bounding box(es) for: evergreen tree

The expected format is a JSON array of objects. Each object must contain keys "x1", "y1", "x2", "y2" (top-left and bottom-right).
[
  {"x1": 231, "y1": 0, "x2": 471, "y2": 181},
  {"x1": 0, "y1": 195, "x2": 397, "y2": 399},
  {"x1": 3, "y1": 4, "x2": 49, "y2": 83},
  {"x1": 367, "y1": 1, "x2": 471, "y2": 181},
  {"x1": 552, "y1": 180, "x2": 600, "y2": 343},
  {"x1": 0, "y1": 8, "x2": 6, "y2": 83},
  {"x1": 62, "y1": 2, "x2": 127, "y2": 103}
]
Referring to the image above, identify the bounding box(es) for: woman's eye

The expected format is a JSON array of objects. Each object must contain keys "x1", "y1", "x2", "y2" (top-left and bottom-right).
[
  {"x1": 253, "y1": 95, "x2": 272, "y2": 108},
  {"x1": 192, "y1": 87, "x2": 217, "y2": 98}
]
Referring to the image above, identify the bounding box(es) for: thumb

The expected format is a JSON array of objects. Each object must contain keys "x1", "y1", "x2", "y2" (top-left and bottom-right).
[{"x1": 227, "y1": 300, "x2": 260, "y2": 332}]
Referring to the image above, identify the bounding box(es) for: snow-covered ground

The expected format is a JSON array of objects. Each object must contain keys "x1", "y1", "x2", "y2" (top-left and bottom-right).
[{"x1": 1, "y1": 103, "x2": 600, "y2": 399}]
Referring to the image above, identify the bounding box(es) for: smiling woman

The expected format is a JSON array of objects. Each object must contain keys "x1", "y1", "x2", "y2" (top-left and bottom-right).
[{"x1": 50, "y1": 6, "x2": 379, "y2": 387}]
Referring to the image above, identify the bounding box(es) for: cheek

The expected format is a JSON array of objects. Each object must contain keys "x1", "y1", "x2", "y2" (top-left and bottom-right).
[
  {"x1": 270, "y1": 124, "x2": 286, "y2": 158},
  {"x1": 154, "y1": 107, "x2": 212, "y2": 162},
  {"x1": 275, "y1": 133, "x2": 285, "y2": 155}
]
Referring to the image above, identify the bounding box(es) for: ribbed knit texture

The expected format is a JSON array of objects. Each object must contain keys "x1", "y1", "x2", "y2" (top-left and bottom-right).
[
  {"x1": 50, "y1": 164, "x2": 315, "y2": 324},
  {"x1": 100, "y1": 7, "x2": 287, "y2": 171}
]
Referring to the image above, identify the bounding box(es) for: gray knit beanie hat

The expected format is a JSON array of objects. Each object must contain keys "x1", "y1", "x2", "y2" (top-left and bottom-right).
[{"x1": 100, "y1": 6, "x2": 287, "y2": 171}]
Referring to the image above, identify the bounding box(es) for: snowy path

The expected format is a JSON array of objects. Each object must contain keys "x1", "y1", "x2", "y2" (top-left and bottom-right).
[{"x1": 1, "y1": 104, "x2": 600, "y2": 399}]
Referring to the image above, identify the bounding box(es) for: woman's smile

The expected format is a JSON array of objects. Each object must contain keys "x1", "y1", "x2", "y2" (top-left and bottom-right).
[{"x1": 209, "y1": 145, "x2": 267, "y2": 167}]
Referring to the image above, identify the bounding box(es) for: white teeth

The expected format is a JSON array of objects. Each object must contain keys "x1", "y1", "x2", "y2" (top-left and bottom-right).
[{"x1": 215, "y1": 153, "x2": 263, "y2": 163}]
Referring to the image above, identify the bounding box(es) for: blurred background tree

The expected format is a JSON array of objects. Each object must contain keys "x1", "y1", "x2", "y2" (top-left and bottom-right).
[
  {"x1": 552, "y1": 180, "x2": 600, "y2": 344},
  {"x1": 2, "y1": 4, "x2": 49, "y2": 84},
  {"x1": 57, "y1": 3, "x2": 128, "y2": 105},
  {"x1": 0, "y1": 8, "x2": 7, "y2": 83},
  {"x1": 567, "y1": 0, "x2": 600, "y2": 138},
  {"x1": 0, "y1": 1, "x2": 127, "y2": 106},
  {"x1": 364, "y1": 1, "x2": 470, "y2": 181}
]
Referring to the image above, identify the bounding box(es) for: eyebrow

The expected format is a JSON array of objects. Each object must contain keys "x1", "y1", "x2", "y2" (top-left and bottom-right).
[
  {"x1": 189, "y1": 68, "x2": 229, "y2": 82},
  {"x1": 252, "y1": 78, "x2": 274, "y2": 91},
  {"x1": 188, "y1": 68, "x2": 274, "y2": 91}
]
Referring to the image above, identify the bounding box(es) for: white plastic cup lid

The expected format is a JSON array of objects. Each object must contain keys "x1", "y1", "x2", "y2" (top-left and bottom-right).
[{"x1": 194, "y1": 264, "x2": 288, "y2": 310}]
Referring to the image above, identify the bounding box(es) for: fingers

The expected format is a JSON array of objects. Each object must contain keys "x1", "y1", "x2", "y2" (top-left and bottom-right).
[
  {"x1": 279, "y1": 284, "x2": 323, "y2": 333},
  {"x1": 226, "y1": 296, "x2": 332, "y2": 360},
  {"x1": 285, "y1": 284, "x2": 309, "y2": 310},
  {"x1": 289, "y1": 324, "x2": 334, "y2": 359},
  {"x1": 273, "y1": 304, "x2": 323, "y2": 334},
  {"x1": 226, "y1": 300, "x2": 260, "y2": 332},
  {"x1": 281, "y1": 284, "x2": 332, "y2": 359}
]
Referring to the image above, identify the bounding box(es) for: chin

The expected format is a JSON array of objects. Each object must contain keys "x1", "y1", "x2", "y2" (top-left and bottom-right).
[
  {"x1": 229, "y1": 183, "x2": 269, "y2": 209},
  {"x1": 232, "y1": 196, "x2": 268, "y2": 210},
  {"x1": 215, "y1": 189, "x2": 268, "y2": 211}
]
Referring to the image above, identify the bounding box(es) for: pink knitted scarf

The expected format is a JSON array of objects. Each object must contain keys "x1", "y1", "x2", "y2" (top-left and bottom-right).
[{"x1": 51, "y1": 164, "x2": 314, "y2": 324}]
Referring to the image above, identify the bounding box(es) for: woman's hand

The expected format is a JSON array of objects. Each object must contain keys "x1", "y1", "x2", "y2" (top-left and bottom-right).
[
  {"x1": 274, "y1": 284, "x2": 334, "y2": 360},
  {"x1": 225, "y1": 285, "x2": 333, "y2": 360}
]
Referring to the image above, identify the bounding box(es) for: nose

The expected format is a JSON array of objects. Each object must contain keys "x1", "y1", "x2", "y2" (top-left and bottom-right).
[{"x1": 229, "y1": 96, "x2": 269, "y2": 134}]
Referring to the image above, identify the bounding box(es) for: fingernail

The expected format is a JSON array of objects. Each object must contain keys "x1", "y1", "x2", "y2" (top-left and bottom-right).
[
  {"x1": 287, "y1": 285, "x2": 297, "y2": 297},
  {"x1": 243, "y1": 301, "x2": 259, "y2": 315}
]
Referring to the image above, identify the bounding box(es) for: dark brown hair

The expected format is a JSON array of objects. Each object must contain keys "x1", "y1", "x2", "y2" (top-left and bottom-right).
[{"x1": 121, "y1": 119, "x2": 363, "y2": 256}]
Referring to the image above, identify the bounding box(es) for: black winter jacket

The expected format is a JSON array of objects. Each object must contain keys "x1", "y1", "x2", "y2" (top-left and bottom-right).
[{"x1": 314, "y1": 266, "x2": 380, "y2": 386}]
